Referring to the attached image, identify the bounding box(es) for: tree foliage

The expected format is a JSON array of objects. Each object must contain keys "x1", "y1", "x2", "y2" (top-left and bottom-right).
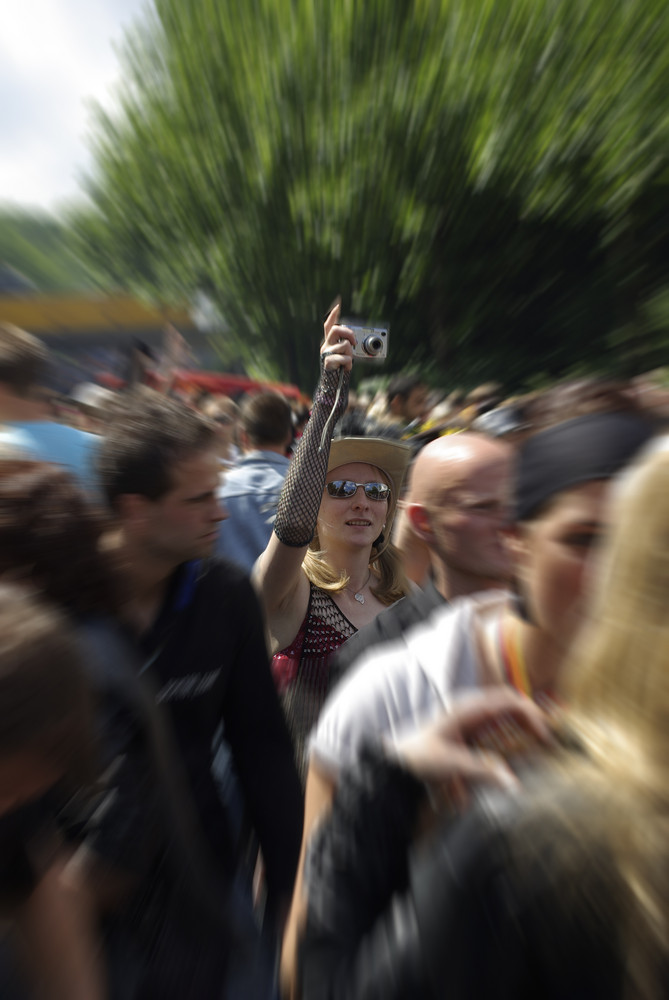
[
  {"x1": 0, "y1": 209, "x2": 93, "y2": 293},
  {"x1": 73, "y1": 0, "x2": 669, "y2": 391}
]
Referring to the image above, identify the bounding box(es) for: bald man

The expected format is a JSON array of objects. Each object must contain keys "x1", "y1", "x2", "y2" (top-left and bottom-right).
[
  {"x1": 280, "y1": 433, "x2": 512, "y2": 998},
  {"x1": 329, "y1": 432, "x2": 512, "y2": 679}
]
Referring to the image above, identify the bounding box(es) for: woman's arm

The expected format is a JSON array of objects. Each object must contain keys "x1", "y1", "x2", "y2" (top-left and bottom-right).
[
  {"x1": 254, "y1": 302, "x2": 353, "y2": 622},
  {"x1": 280, "y1": 759, "x2": 338, "y2": 1000},
  {"x1": 300, "y1": 692, "x2": 551, "y2": 1000},
  {"x1": 301, "y1": 748, "x2": 428, "y2": 1000}
]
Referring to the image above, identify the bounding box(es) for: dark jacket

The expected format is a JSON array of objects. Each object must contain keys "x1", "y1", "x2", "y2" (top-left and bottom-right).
[
  {"x1": 135, "y1": 557, "x2": 303, "y2": 907},
  {"x1": 302, "y1": 748, "x2": 641, "y2": 1000},
  {"x1": 71, "y1": 561, "x2": 304, "y2": 999}
]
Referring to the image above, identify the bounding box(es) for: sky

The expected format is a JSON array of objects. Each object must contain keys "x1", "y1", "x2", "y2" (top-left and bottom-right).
[{"x1": 1, "y1": 0, "x2": 147, "y2": 214}]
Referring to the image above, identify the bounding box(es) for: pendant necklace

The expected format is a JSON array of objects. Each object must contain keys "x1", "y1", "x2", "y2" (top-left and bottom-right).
[{"x1": 346, "y1": 569, "x2": 371, "y2": 605}]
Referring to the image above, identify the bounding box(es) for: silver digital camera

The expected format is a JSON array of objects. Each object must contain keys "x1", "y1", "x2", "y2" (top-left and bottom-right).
[{"x1": 347, "y1": 323, "x2": 389, "y2": 362}]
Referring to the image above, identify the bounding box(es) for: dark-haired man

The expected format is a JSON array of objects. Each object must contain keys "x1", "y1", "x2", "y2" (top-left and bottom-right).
[
  {"x1": 368, "y1": 372, "x2": 429, "y2": 439},
  {"x1": 96, "y1": 391, "x2": 302, "y2": 994},
  {"x1": 217, "y1": 391, "x2": 293, "y2": 572},
  {"x1": 387, "y1": 373, "x2": 429, "y2": 423}
]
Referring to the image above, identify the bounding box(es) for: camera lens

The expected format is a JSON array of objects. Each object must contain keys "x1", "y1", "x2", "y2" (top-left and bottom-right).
[{"x1": 362, "y1": 335, "x2": 384, "y2": 356}]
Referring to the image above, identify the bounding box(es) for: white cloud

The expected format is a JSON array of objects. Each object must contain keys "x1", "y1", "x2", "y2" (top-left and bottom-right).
[{"x1": 0, "y1": 0, "x2": 147, "y2": 211}]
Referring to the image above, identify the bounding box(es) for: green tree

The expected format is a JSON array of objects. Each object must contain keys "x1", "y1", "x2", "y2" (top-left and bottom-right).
[
  {"x1": 0, "y1": 209, "x2": 93, "y2": 293},
  {"x1": 73, "y1": 0, "x2": 669, "y2": 391}
]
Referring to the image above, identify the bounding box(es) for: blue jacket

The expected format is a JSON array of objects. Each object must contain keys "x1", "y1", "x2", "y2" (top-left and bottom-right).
[
  {"x1": 217, "y1": 450, "x2": 290, "y2": 572},
  {"x1": 8, "y1": 421, "x2": 99, "y2": 493}
]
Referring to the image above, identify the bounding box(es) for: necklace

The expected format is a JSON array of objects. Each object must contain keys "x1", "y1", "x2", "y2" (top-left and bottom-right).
[{"x1": 345, "y1": 569, "x2": 371, "y2": 604}]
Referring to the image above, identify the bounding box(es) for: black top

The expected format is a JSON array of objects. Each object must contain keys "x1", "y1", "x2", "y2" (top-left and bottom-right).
[
  {"x1": 135, "y1": 557, "x2": 303, "y2": 906},
  {"x1": 329, "y1": 579, "x2": 446, "y2": 685},
  {"x1": 68, "y1": 607, "x2": 280, "y2": 999},
  {"x1": 302, "y1": 748, "x2": 652, "y2": 1000}
]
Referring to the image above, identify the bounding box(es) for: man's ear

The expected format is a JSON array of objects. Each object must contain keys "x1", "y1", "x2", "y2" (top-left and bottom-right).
[
  {"x1": 116, "y1": 493, "x2": 153, "y2": 528},
  {"x1": 406, "y1": 503, "x2": 433, "y2": 543}
]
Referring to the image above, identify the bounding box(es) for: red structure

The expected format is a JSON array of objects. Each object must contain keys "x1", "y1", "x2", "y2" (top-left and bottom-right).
[{"x1": 99, "y1": 368, "x2": 310, "y2": 405}]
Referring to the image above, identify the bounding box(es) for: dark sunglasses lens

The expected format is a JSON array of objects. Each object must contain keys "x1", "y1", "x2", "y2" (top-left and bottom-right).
[
  {"x1": 326, "y1": 480, "x2": 356, "y2": 498},
  {"x1": 364, "y1": 483, "x2": 390, "y2": 501}
]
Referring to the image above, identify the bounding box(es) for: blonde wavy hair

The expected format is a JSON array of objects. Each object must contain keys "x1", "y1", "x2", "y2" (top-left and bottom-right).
[
  {"x1": 515, "y1": 441, "x2": 669, "y2": 999},
  {"x1": 302, "y1": 533, "x2": 408, "y2": 607}
]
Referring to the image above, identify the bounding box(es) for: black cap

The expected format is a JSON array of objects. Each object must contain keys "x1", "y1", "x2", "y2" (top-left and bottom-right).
[{"x1": 515, "y1": 412, "x2": 654, "y2": 522}]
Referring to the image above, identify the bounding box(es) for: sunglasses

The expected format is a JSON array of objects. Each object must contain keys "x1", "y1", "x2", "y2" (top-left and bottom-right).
[{"x1": 325, "y1": 480, "x2": 390, "y2": 501}]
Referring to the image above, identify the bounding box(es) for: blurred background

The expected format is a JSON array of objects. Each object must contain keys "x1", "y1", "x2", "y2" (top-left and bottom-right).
[{"x1": 2, "y1": 0, "x2": 669, "y2": 397}]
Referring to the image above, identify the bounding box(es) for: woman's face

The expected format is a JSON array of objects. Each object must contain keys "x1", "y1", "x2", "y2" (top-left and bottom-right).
[
  {"x1": 512, "y1": 480, "x2": 609, "y2": 649},
  {"x1": 318, "y1": 462, "x2": 390, "y2": 553}
]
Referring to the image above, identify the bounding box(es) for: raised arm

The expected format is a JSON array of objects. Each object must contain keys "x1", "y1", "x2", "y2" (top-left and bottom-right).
[{"x1": 254, "y1": 303, "x2": 353, "y2": 626}]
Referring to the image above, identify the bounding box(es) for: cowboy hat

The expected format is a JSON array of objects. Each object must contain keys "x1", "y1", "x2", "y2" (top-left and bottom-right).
[{"x1": 326, "y1": 436, "x2": 412, "y2": 549}]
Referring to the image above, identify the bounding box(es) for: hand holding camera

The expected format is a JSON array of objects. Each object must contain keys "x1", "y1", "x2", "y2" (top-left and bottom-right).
[
  {"x1": 321, "y1": 300, "x2": 355, "y2": 373},
  {"x1": 321, "y1": 298, "x2": 389, "y2": 370}
]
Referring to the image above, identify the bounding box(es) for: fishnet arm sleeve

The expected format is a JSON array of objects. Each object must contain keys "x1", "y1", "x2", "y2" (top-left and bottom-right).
[{"x1": 274, "y1": 360, "x2": 350, "y2": 547}]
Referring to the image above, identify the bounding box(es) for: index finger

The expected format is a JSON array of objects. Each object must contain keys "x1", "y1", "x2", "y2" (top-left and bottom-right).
[{"x1": 324, "y1": 297, "x2": 342, "y2": 339}]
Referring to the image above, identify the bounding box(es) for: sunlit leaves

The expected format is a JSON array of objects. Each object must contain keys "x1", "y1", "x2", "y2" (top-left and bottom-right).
[{"x1": 74, "y1": 0, "x2": 669, "y2": 388}]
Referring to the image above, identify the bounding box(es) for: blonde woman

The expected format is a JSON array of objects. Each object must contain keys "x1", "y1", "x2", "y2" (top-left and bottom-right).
[
  {"x1": 300, "y1": 439, "x2": 669, "y2": 1000},
  {"x1": 254, "y1": 303, "x2": 411, "y2": 775}
]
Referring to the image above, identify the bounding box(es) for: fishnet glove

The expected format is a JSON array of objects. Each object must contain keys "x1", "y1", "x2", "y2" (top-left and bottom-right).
[{"x1": 274, "y1": 359, "x2": 350, "y2": 547}]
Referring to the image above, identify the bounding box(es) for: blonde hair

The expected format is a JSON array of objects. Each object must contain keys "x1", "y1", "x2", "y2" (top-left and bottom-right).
[
  {"x1": 515, "y1": 442, "x2": 669, "y2": 998},
  {"x1": 303, "y1": 533, "x2": 409, "y2": 607}
]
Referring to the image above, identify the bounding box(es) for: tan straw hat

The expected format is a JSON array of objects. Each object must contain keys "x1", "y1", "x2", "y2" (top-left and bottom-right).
[{"x1": 327, "y1": 436, "x2": 412, "y2": 549}]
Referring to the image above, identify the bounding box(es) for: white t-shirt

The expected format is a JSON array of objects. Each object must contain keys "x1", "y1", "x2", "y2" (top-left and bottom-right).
[{"x1": 309, "y1": 590, "x2": 508, "y2": 778}]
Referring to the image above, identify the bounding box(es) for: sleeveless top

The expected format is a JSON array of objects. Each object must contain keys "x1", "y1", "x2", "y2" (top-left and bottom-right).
[{"x1": 271, "y1": 584, "x2": 356, "y2": 781}]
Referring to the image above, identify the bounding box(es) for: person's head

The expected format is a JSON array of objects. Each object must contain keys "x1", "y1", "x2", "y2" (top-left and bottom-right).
[
  {"x1": 515, "y1": 441, "x2": 669, "y2": 1000},
  {"x1": 98, "y1": 391, "x2": 225, "y2": 567},
  {"x1": 0, "y1": 324, "x2": 50, "y2": 422},
  {"x1": 464, "y1": 381, "x2": 503, "y2": 417},
  {"x1": 529, "y1": 376, "x2": 636, "y2": 432},
  {"x1": 0, "y1": 584, "x2": 92, "y2": 814},
  {"x1": 305, "y1": 437, "x2": 412, "y2": 605},
  {"x1": 404, "y1": 433, "x2": 513, "y2": 596},
  {"x1": 564, "y1": 438, "x2": 669, "y2": 768},
  {"x1": 201, "y1": 396, "x2": 240, "y2": 456},
  {"x1": 471, "y1": 401, "x2": 532, "y2": 447},
  {"x1": 291, "y1": 402, "x2": 310, "y2": 437},
  {"x1": 507, "y1": 411, "x2": 654, "y2": 652},
  {"x1": 239, "y1": 391, "x2": 293, "y2": 453},
  {"x1": 0, "y1": 463, "x2": 119, "y2": 616},
  {"x1": 69, "y1": 382, "x2": 117, "y2": 434},
  {"x1": 386, "y1": 374, "x2": 429, "y2": 422}
]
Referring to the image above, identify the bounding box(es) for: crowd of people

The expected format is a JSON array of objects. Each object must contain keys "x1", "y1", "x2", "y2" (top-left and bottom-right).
[{"x1": 0, "y1": 309, "x2": 667, "y2": 999}]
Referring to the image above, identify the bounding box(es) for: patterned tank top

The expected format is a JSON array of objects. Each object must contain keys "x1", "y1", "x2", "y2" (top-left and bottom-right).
[{"x1": 271, "y1": 584, "x2": 356, "y2": 781}]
